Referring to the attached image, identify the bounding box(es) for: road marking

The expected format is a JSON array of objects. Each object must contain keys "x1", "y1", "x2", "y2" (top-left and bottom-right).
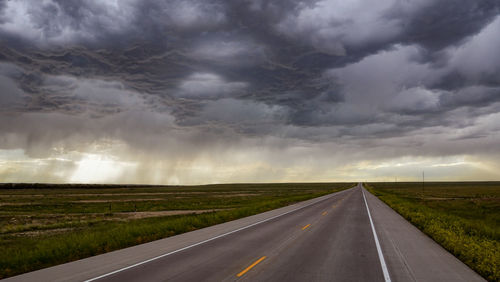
[
  {"x1": 301, "y1": 224, "x2": 311, "y2": 230},
  {"x1": 237, "y1": 256, "x2": 266, "y2": 277},
  {"x1": 362, "y1": 186, "x2": 391, "y2": 282},
  {"x1": 84, "y1": 188, "x2": 352, "y2": 282},
  {"x1": 322, "y1": 211, "x2": 327, "y2": 216}
]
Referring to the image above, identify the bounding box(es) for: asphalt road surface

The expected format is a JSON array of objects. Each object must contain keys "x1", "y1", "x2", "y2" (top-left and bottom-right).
[{"x1": 4, "y1": 184, "x2": 484, "y2": 282}]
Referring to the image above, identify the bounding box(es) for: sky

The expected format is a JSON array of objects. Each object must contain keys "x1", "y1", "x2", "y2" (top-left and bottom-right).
[{"x1": 0, "y1": 0, "x2": 500, "y2": 184}]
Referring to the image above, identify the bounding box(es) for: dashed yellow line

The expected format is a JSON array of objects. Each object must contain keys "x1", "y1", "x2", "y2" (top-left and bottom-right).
[
  {"x1": 322, "y1": 211, "x2": 327, "y2": 216},
  {"x1": 302, "y1": 224, "x2": 311, "y2": 230},
  {"x1": 237, "y1": 256, "x2": 267, "y2": 277}
]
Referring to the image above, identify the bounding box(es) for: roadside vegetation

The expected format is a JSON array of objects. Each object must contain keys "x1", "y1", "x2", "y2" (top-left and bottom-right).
[
  {"x1": 365, "y1": 182, "x2": 499, "y2": 282},
  {"x1": 0, "y1": 182, "x2": 353, "y2": 278}
]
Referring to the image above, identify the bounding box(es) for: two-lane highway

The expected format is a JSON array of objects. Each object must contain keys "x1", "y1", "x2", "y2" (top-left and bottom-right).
[
  {"x1": 237, "y1": 186, "x2": 385, "y2": 281},
  {"x1": 4, "y1": 184, "x2": 484, "y2": 282},
  {"x1": 98, "y1": 185, "x2": 384, "y2": 281}
]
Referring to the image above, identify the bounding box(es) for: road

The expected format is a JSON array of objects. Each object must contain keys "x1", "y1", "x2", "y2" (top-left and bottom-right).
[{"x1": 4, "y1": 184, "x2": 484, "y2": 282}]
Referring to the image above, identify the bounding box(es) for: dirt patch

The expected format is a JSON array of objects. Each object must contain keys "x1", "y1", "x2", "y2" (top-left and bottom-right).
[
  {"x1": 424, "y1": 197, "x2": 463, "y2": 200},
  {"x1": 72, "y1": 198, "x2": 165, "y2": 203},
  {"x1": 424, "y1": 196, "x2": 500, "y2": 201},
  {"x1": 6, "y1": 210, "x2": 228, "y2": 236},
  {"x1": 116, "y1": 209, "x2": 225, "y2": 219},
  {"x1": 12, "y1": 227, "x2": 76, "y2": 237},
  {"x1": 216, "y1": 193, "x2": 257, "y2": 197},
  {"x1": 58, "y1": 192, "x2": 207, "y2": 197},
  {"x1": 0, "y1": 202, "x2": 43, "y2": 206}
]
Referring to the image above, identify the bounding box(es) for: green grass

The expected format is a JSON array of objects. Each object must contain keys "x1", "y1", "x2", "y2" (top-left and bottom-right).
[
  {"x1": 365, "y1": 182, "x2": 500, "y2": 282},
  {"x1": 0, "y1": 182, "x2": 354, "y2": 278}
]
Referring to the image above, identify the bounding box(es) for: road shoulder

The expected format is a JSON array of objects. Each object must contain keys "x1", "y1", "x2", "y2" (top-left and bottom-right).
[{"x1": 362, "y1": 185, "x2": 485, "y2": 282}]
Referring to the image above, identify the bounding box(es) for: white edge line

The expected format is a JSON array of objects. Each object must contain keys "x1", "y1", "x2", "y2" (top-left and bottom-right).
[
  {"x1": 361, "y1": 184, "x2": 391, "y2": 282},
  {"x1": 85, "y1": 188, "x2": 351, "y2": 282}
]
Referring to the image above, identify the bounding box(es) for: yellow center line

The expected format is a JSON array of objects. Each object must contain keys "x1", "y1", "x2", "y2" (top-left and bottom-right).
[
  {"x1": 322, "y1": 211, "x2": 327, "y2": 216},
  {"x1": 301, "y1": 224, "x2": 311, "y2": 230},
  {"x1": 236, "y1": 256, "x2": 267, "y2": 277}
]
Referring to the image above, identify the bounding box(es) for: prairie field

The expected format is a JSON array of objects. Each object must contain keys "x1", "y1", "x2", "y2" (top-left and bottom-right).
[
  {"x1": 365, "y1": 182, "x2": 500, "y2": 281},
  {"x1": 0, "y1": 182, "x2": 353, "y2": 278}
]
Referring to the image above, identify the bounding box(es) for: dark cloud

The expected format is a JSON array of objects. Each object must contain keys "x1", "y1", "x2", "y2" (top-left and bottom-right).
[
  {"x1": 397, "y1": 0, "x2": 500, "y2": 50},
  {"x1": 0, "y1": 0, "x2": 500, "y2": 182}
]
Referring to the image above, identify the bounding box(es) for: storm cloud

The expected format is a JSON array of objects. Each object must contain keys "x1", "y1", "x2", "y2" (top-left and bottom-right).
[{"x1": 1, "y1": 0, "x2": 499, "y2": 183}]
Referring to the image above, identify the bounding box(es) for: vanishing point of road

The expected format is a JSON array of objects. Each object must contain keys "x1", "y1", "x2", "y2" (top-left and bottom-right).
[{"x1": 4, "y1": 184, "x2": 484, "y2": 282}]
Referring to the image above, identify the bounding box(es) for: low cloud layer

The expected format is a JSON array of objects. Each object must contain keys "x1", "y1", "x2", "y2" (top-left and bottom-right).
[{"x1": 1, "y1": 0, "x2": 499, "y2": 183}]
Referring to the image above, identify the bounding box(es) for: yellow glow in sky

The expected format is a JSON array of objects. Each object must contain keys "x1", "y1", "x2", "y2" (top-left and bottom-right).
[
  {"x1": 69, "y1": 153, "x2": 137, "y2": 183},
  {"x1": 1, "y1": 146, "x2": 499, "y2": 184}
]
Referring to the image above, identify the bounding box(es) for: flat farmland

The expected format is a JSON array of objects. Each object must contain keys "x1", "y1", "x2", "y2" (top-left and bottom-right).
[
  {"x1": 365, "y1": 182, "x2": 500, "y2": 281},
  {"x1": 0, "y1": 182, "x2": 353, "y2": 278}
]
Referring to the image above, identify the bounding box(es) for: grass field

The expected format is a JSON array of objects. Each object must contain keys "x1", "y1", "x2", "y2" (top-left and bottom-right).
[
  {"x1": 365, "y1": 182, "x2": 500, "y2": 282},
  {"x1": 0, "y1": 182, "x2": 353, "y2": 278}
]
